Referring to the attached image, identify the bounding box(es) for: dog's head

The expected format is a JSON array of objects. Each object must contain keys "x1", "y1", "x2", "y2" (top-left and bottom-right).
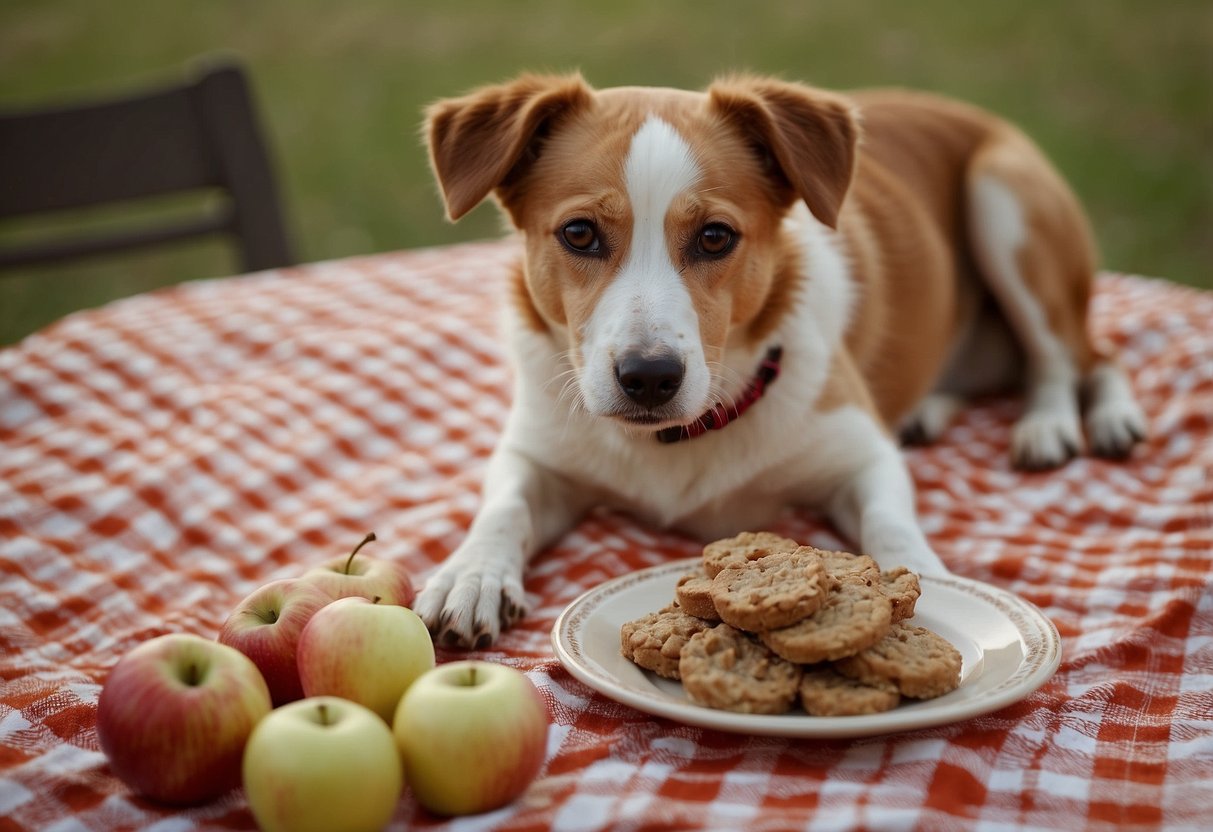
[{"x1": 425, "y1": 74, "x2": 858, "y2": 434}]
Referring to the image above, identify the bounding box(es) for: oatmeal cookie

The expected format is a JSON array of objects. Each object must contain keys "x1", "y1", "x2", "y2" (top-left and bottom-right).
[
  {"x1": 818, "y1": 548, "x2": 881, "y2": 586},
  {"x1": 620, "y1": 604, "x2": 710, "y2": 680},
  {"x1": 709, "y1": 550, "x2": 831, "y2": 632},
  {"x1": 798, "y1": 666, "x2": 901, "y2": 716},
  {"x1": 878, "y1": 567, "x2": 922, "y2": 622},
  {"x1": 679, "y1": 624, "x2": 802, "y2": 714},
  {"x1": 674, "y1": 568, "x2": 721, "y2": 621},
  {"x1": 834, "y1": 621, "x2": 962, "y2": 699},
  {"x1": 702, "y1": 531, "x2": 799, "y2": 578},
  {"x1": 759, "y1": 580, "x2": 893, "y2": 664}
]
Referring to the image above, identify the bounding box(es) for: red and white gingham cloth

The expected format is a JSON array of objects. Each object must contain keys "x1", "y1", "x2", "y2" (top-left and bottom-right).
[{"x1": 1, "y1": 239, "x2": 1211, "y2": 831}]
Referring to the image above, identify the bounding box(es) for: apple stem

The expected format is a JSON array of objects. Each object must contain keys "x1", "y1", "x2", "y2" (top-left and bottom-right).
[
  {"x1": 343, "y1": 532, "x2": 377, "y2": 574},
  {"x1": 317, "y1": 702, "x2": 331, "y2": 726},
  {"x1": 372, "y1": 595, "x2": 382, "y2": 605},
  {"x1": 469, "y1": 665, "x2": 477, "y2": 686},
  {"x1": 184, "y1": 662, "x2": 201, "y2": 686}
]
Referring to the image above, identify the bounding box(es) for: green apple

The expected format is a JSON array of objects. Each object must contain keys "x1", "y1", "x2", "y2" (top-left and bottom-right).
[
  {"x1": 393, "y1": 661, "x2": 549, "y2": 815},
  {"x1": 296, "y1": 596, "x2": 434, "y2": 722},
  {"x1": 243, "y1": 697, "x2": 403, "y2": 832},
  {"x1": 96, "y1": 633, "x2": 271, "y2": 805}
]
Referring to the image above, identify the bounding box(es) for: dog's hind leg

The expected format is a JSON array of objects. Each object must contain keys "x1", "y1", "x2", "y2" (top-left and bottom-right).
[
  {"x1": 964, "y1": 131, "x2": 1145, "y2": 468},
  {"x1": 1083, "y1": 358, "x2": 1147, "y2": 458}
]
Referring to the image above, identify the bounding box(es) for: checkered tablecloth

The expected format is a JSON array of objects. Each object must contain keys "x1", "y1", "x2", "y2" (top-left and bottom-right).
[{"x1": 2, "y1": 239, "x2": 1211, "y2": 831}]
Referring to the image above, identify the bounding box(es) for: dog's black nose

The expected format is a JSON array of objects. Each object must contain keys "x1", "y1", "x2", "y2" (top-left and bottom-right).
[{"x1": 615, "y1": 353, "x2": 684, "y2": 409}]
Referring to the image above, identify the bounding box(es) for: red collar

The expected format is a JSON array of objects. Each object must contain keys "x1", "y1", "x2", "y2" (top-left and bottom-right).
[{"x1": 656, "y1": 347, "x2": 783, "y2": 444}]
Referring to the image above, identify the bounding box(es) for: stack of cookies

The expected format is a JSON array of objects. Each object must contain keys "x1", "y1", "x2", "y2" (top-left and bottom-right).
[{"x1": 620, "y1": 532, "x2": 962, "y2": 716}]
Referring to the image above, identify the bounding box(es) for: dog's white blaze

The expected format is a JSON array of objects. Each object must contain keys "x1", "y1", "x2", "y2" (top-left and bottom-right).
[{"x1": 579, "y1": 116, "x2": 709, "y2": 417}]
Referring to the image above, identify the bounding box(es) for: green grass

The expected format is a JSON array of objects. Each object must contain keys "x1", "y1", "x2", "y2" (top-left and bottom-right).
[{"x1": 2, "y1": 0, "x2": 1209, "y2": 345}]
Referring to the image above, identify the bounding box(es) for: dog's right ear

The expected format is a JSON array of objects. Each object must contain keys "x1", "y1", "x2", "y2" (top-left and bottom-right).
[{"x1": 424, "y1": 74, "x2": 594, "y2": 221}]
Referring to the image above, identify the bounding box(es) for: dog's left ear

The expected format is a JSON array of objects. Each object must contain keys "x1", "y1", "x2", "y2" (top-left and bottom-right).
[{"x1": 708, "y1": 77, "x2": 859, "y2": 229}]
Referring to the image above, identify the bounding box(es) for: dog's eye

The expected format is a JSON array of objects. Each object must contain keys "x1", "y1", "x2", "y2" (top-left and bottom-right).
[
  {"x1": 698, "y1": 223, "x2": 736, "y2": 256},
  {"x1": 559, "y1": 220, "x2": 601, "y2": 254}
]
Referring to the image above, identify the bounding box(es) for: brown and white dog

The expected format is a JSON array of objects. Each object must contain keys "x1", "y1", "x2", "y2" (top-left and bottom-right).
[{"x1": 414, "y1": 74, "x2": 1146, "y2": 648}]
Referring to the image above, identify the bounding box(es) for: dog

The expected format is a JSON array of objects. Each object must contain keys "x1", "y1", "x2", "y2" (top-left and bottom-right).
[{"x1": 412, "y1": 73, "x2": 1147, "y2": 649}]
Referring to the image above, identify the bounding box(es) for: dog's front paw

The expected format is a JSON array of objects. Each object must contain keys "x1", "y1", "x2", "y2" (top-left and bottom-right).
[{"x1": 413, "y1": 560, "x2": 529, "y2": 650}]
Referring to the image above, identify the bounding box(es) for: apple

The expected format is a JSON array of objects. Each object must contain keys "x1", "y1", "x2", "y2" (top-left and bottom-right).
[
  {"x1": 243, "y1": 696, "x2": 403, "y2": 832},
  {"x1": 96, "y1": 633, "x2": 271, "y2": 805},
  {"x1": 296, "y1": 596, "x2": 434, "y2": 722},
  {"x1": 392, "y1": 661, "x2": 549, "y2": 816},
  {"x1": 217, "y1": 578, "x2": 333, "y2": 706},
  {"x1": 300, "y1": 532, "x2": 415, "y2": 607}
]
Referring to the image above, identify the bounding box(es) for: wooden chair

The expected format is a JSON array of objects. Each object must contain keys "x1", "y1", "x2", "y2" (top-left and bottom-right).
[{"x1": 0, "y1": 60, "x2": 295, "y2": 274}]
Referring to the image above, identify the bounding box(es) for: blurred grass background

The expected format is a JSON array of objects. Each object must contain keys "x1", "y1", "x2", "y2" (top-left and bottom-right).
[{"x1": 1, "y1": 0, "x2": 1209, "y2": 345}]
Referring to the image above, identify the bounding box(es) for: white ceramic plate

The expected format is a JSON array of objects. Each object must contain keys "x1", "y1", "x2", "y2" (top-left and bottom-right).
[{"x1": 551, "y1": 559, "x2": 1061, "y2": 738}]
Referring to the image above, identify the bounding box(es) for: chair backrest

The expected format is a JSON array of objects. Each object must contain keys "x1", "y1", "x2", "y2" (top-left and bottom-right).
[{"x1": 0, "y1": 61, "x2": 295, "y2": 274}]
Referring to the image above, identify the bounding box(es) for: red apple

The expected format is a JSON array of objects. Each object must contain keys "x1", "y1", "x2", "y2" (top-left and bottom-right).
[
  {"x1": 218, "y1": 578, "x2": 333, "y2": 706},
  {"x1": 392, "y1": 661, "x2": 549, "y2": 815},
  {"x1": 300, "y1": 533, "x2": 415, "y2": 607},
  {"x1": 96, "y1": 633, "x2": 271, "y2": 805},
  {"x1": 297, "y1": 596, "x2": 434, "y2": 722}
]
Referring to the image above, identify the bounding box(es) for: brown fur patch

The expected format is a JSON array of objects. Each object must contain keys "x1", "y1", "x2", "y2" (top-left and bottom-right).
[{"x1": 508, "y1": 258, "x2": 548, "y2": 334}]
